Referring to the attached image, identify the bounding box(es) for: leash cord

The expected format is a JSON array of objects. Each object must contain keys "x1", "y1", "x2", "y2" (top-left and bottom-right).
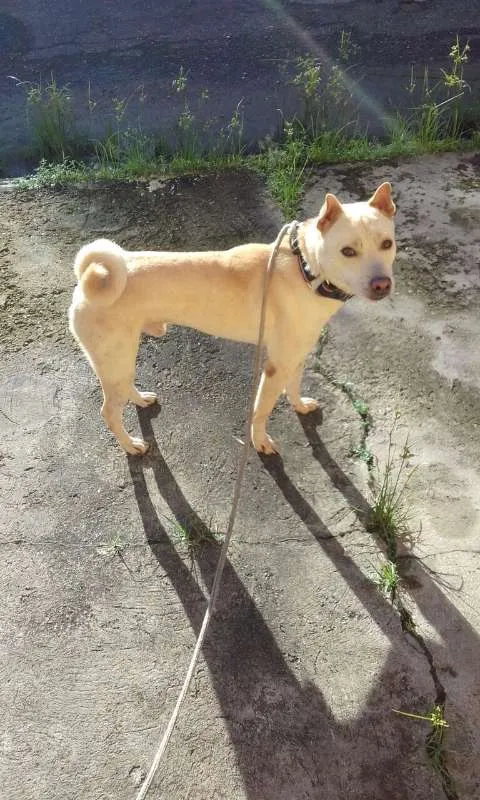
[{"x1": 134, "y1": 221, "x2": 293, "y2": 800}]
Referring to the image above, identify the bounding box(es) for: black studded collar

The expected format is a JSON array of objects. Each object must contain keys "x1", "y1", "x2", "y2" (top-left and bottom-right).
[{"x1": 289, "y1": 222, "x2": 353, "y2": 302}]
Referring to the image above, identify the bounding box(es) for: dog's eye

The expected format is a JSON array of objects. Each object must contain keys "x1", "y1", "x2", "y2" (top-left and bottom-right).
[
  {"x1": 341, "y1": 246, "x2": 357, "y2": 258},
  {"x1": 381, "y1": 239, "x2": 393, "y2": 250}
]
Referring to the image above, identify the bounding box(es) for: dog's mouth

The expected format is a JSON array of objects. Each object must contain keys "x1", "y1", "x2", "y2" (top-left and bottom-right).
[
  {"x1": 368, "y1": 288, "x2": 391, "y2": 301},
  {"x1": 317, "y1": 280, "x2": 353, "y2": 302}
]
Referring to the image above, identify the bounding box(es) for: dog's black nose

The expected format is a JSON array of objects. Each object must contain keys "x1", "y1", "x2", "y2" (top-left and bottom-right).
[{"x1": 370, "y1": 276, "x2": 392, "y2": 299}]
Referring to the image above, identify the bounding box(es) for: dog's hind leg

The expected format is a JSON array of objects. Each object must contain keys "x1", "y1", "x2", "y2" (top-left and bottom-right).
[
  {"x1": 101, "y1": 387, "x2": 149, "y2": 455},
  {"x1": 285, "y1": 362, "x2": 320, "y2": 414},
  {"x1": 92, "y1": 334, "x2": 150, "y2": 454}
]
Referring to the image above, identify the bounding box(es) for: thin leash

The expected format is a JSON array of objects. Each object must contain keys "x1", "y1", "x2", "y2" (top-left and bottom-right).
[{"x1": 134, "y1": 220, "x2": 294, "y2": 800}]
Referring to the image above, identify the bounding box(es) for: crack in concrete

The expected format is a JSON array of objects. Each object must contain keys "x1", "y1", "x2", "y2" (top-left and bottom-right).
[
  {"x1": 314, "y1": 354, "x2": 459, "y2": 800},
  {"x1": 396, "y1": 602, "x2": 458, "y2": 800}
]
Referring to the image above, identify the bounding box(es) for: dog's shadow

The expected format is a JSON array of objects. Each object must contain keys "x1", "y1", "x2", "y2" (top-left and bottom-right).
[{"x1": 127, "y1": 404, "x2": 475, "y2": 799}]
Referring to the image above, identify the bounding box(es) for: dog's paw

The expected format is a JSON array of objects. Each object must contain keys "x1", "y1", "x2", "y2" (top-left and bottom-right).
[
  {"x1": 293, "y1": 397, "x2": 320, "y2": 415},
  {"x1": 252, "y1": 433, "x2": 279, "y2": 455},
  {"x1": 125, "y1": 437, "x2": 150, "y2": 455},
  {"x1": 134, "y1": 391, "x2": 158, "y2": 408}
]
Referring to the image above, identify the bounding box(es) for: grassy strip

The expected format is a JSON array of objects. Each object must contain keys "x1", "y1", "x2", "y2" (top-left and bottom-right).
[
  {"x1": 15, "y1": 127, "x2": 480, "y2": 206},
  {"x1": 15, "y1": 153, "x2": 245, "y2": 189},
  {"x1": 14, "y1": 126, "x2": 479, "y2": 242}
]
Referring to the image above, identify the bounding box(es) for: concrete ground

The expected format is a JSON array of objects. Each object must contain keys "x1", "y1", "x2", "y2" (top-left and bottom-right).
[
  {"x1": 0, "y1": 152, "x2": 479, "y2": 799},
  {"x1": 1, "y1": 0, "x2": 479, "y2": 167}
]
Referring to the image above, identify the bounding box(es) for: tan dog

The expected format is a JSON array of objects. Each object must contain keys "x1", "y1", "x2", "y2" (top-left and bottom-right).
[{"x1": 69, "y1": 183, "x2": 396, "y2": 455}]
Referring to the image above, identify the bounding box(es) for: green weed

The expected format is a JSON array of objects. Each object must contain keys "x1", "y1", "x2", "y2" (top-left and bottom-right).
[
  {"x1": 389, "y1": 36, "x2": 471, "y2": 149},
  {"x1": 96, "y1": 533, "x2": 128, "y2": 558},
  {"x1": 349, "y1": 443, "x2": 373, "y2": 465},
  {"x1": 13, "y1": 74, "x2": 79, "y2": 160},
  {"x1": 289, "y1": 31, "x2": 359, "y2": 140},
  {"x1": 16, "y1": 157, "x2": 86, "y2": 188},
  {"x1": 368, "y1": 415, "x2": 416, "y2": 560},
  {"x1": 374, "y1": 559, "x2": 399, "y2": 601},
  {"x1": 264, "y1": 32, "x2": 360, "y2": 214},
  {"x1": 94, "y1": 129, "x2": 158, "y2": 176},
  {"x1": 166, "y1": 516, "x2": 223, "y2": 558},
  {"x1": 168, "y1": 152, "x2": 243, "y2": 174},
  {"x1": 92, "y1": 85, "x2": 158, "y2": 174},
  {"x1": 392, "y1": 704, "x2": 449, "y2": 732},
  {"x1": 393, "y1": 705, "x2": 456, "y2": 796},
  {"x1": 255, "y1": 120, "x2": 308, "y2": 218},
  {"x1": 171, "y1": 67, "x2": 205, "y2": 160},
  {"x1": 168, "y1": 67, "x2": 245, "y2": 162},
  {"x1": 220, "y1": 99, "x2": 245, "y2": 157},
  {"x1": 335, "y1": 380, "x2": 374, "y2": 469}
]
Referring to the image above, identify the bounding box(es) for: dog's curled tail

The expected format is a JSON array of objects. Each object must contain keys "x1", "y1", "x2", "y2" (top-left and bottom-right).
[{"x1": 74, "y1": 239, "x2": 127, "y2": 307}]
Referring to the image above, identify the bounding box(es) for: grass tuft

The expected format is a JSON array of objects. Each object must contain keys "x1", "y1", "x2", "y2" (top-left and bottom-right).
[
  {"x1": 367, "y1": 415, "x2": 416, "y2": 560},
  {"x1": 16, "y1": 157, "x2": 86, "y2": 188},
  {"x1": 96, "y1": 533, "x2": 127, "y2": 558},
  {"x1": 10, "y1": 74, "x2": 79, "y2": 161},
  {"x1": 254, "y1": 121, "x2": 308, "y2": 218},
  {"x1": 334, "y1": 380, "x2": 374, "y2": 469},
  {"x1": 393, "y1": 705, "x2": 457, "y2": 797},
  {"x1": 374, "y1": 559, "x2": 399, "y2": 601},
  {"x1": 166, "y1": 516, "x2": 223, "y2": 559}
]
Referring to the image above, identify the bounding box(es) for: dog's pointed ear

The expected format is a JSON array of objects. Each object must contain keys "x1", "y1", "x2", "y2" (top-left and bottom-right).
[
  {"x1": 317, "y1": 193, "x2": 343, "y2": 233},
  {"x1": 369, "y1": 182, "x2": 396, "y2": 217}
]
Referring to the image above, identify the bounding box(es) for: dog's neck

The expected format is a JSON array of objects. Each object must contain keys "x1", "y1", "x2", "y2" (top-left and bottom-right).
[
  {"x1": 292, "y1": 221, "x2": 353, "y2": 303},
  {"x1": 294, "y1": 221, "x2": 325, "y2": 282}
]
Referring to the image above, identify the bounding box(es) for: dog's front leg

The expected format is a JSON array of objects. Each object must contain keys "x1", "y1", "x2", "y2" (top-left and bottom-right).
[
  {"x1": 285, "y1": 362, "x2": 320, "y2": 415},
  {"x1": 251, "y1": 359, "x2": 298, "y2": 455}
]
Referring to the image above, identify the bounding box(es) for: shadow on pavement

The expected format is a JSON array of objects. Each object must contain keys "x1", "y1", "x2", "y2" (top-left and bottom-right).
[{"x1": 127, "y1": 405, "x2": 476, "y2": 799}]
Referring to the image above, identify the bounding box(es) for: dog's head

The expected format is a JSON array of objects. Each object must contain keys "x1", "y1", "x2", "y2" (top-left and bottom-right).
[{"x1": 307, "y1": 183, "x2": 396, "y2": 301}]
